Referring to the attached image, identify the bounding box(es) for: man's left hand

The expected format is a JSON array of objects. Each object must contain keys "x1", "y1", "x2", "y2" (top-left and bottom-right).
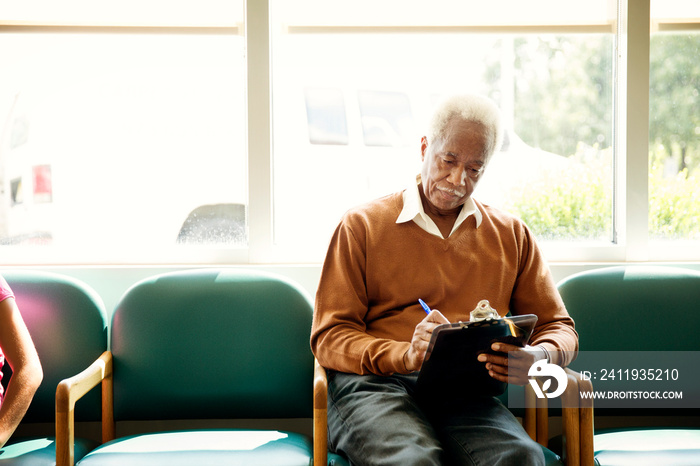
[{"x1": 477, "y1": 344, "x2": 547, "y2": 385}]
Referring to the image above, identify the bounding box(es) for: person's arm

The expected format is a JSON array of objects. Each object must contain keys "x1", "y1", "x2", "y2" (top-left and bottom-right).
[
  {"x1": 0, "y1": 297, "x2": 43, "y2": 448},
  {"x1": 311, "y1": 217, "x2": 398, "y2": 375},
  {"x1": 312, "y1": 210, "x2": 437, "y2": 376},
  {"x1": 478, "y1": 223, "x2": 577, "y2": 384}
]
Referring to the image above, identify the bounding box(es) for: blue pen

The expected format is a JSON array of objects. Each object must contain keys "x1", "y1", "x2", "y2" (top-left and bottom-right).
[{"x1": 418, "y1": 299, "x2": 431, "y2": 315}]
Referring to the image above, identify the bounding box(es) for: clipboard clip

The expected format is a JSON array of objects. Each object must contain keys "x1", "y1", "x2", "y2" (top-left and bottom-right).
[
  {"x1": 469, "y1": 300, "x2": 519, "y2": 337},
  {"x1": 469, "y1": 300, "x2": 500, "y2": 321}
]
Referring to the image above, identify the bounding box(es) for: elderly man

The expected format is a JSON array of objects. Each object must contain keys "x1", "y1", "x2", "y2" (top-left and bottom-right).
[{"x1": 311, "y1": 94, "x2": 578, "y2": 465}]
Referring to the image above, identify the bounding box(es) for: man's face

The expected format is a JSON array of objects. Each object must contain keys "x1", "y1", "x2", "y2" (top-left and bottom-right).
[{"x1": 420, "y1": 118, "x2": 490, "y2": 214}]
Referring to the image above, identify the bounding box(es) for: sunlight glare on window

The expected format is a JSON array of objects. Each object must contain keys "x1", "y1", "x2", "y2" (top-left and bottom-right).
[
  {"x1": 0, "y1": 28, "x2": 246, "y2": 252},
  {"x1": 270, "y1": 0, "x2": 616, "y2": 261}
]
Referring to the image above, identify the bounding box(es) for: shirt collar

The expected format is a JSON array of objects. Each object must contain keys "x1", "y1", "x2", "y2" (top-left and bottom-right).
[{"x1": 396, "y1": 175, "x2": 482, "y2": 238}]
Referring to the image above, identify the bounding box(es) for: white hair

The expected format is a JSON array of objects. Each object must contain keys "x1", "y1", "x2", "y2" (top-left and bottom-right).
[{"x1": 427, "y1": 94, "x2": 504, "y2": 159}]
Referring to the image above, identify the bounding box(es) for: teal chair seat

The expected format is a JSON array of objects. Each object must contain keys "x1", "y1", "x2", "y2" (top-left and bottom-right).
[
  {"x1": 0, "y1": 271, "x2": 107, "y2": 465},
  {"x1": 0, "y1": 438, "x2": 97, "y2": 465},
  {"x1": 326, "y1": 453, "x2": 349, "y2": 466},
  {"x1": 78, "y1": 430, "x2": 313, "y2": 466},
  {"x1": 594, "y1": 428, "x2": 700, "y2": 466}
]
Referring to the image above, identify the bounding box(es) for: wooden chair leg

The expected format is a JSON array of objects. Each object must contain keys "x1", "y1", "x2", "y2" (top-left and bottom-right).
[
  {"x1": 576, "y1": 372, "x2": 595, "y2": 466},
  {"x1": 524, "y1": 379, "x2": 550, "y2": 447},
  {"x1": 524, "y1": 382, "x2": 538, "y2": 442},
  {"x1": 313, "y1": 359, "x2": 328, "y2": 466}
]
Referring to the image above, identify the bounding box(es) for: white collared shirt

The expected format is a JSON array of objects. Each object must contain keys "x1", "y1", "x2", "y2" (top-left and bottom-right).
[{"x1": 396, "y1": 175, "x2": 482, "y2": 239}]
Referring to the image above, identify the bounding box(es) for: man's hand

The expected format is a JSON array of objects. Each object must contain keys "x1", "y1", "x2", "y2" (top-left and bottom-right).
[
  {"x1": 477, "y1": 343, "x2": 548, "y2": 385},
  {"x1": 403, "y1": 310, "x2": 450, "y2": 372}
]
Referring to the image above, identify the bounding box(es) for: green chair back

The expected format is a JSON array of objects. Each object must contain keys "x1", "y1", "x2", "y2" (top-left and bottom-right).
[
  {"x1": 3, "y1": 270, "x2": 108, "y2": 422},
  {"x1": 557, "y1": 265, "x2": 700, "y2": 352},
  {"x1": 110, "y1": 268, "x2": 314, "y2": 421}
]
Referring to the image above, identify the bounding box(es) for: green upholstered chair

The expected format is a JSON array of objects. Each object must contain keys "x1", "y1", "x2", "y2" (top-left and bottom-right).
[
  {"x1": 557, "y1": 265, "x2": 700, "y2": 465},
  {"x1": 0, "y1": 270, "x2": 107, "y2": 465},
  {"x1": 56, "y1": 268, "x2": 328, "y2": 466}
]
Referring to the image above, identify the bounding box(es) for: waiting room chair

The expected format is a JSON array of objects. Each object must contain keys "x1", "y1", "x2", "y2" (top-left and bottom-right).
[
  {"x1": 314, "y1": 356, "x2": 590, "y2": 464},
  {"x1": 0, "y1": 270, "x2": 107, "y2": 465},
  {"x1": 56, "y1": 268, "x2": 328, "y2": 466},
  {"x1": 557, "y1": 265, "x2": 700, "y2": 465}
]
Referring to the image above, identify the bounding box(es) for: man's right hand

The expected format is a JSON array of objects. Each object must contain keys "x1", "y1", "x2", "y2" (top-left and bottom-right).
[{"x1": 404, "y1": 310, "x2": 450, "y2": 372}]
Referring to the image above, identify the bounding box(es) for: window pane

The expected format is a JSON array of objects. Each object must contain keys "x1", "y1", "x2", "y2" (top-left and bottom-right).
[
  {"x1": 305, "y1": 88, "x2": 349, "y2": 145},
  {"x1": 271, "y1": 0, "x2": 616, "y2": 258},
  {"x1": 357, "y1": 90, "x2": 414, "y2": 147},
  {"x1": 0, "y1": 32, "x2": 246, "y2": 249},
  {"x1": 649, "y1": 1, "x2": 700, "y2": 240},
  {"x1": 481, "y1": 34, "x2": 614, "y2": 242}
]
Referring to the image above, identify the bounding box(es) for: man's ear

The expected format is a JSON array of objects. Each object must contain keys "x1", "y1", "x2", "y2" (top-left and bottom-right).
[{"x1": 420, "y1": 136, "x2": 428, "y2": 161}]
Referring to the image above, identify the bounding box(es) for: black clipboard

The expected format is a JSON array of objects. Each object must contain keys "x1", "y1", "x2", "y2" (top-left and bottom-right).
[{"x1": 415, "y1": 314, "x2": 538, "y2": 400}]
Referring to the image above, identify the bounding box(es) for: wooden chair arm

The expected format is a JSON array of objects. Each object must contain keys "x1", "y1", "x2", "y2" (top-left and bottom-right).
[
  {"x1": 56, "y1": 351, "x2": 114, "y2": 466},
  {"x1": 313, "y1": 359, "x2": 328, "y2": 466}
]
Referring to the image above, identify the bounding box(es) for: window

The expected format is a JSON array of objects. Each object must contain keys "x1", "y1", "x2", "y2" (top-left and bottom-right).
[
  {"x1": 0, "y1": 0, "x2": 698, "y2": 264},
  {"x1": 270, "y1": 0, "x2": 616, "y2": 260},
  {"x1": 0, "y1": 1, "x2": 246, "y2": 261},
  {"x1": 478, "y1": 34, "x2": 614, "y2": 243},
  {"x1": 304, "y1": 88, "x2": 349, "y2": 145},
  {"x1": 649, "y1": 1, "x2": 700, "y2": 247}
]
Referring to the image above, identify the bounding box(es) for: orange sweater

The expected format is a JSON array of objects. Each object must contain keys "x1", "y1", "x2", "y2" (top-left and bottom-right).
[{"x1": 311, "y1": 191, "x2": 578, "y2": 376}]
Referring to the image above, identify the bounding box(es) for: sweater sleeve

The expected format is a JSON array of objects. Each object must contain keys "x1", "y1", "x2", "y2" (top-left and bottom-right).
[
  {"x1": 510, "y1": 224, "x2": 579, "y2": 366},
  {"x1": 0, "y1": 276, "x2": 14, "y2": 303},
  {"x1": 310, "y1": 213, "x2": 411, "y2": 376}
]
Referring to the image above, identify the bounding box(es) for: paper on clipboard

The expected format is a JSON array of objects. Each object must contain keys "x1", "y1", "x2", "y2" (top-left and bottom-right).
[{"x1": 415, "y1": 314, "x2": 538, "y2": 399}]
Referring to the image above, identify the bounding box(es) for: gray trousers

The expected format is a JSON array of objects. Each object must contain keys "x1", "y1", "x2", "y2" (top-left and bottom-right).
[{"x1": 327, "y1": 371, "x2": 545, "y2": 466}]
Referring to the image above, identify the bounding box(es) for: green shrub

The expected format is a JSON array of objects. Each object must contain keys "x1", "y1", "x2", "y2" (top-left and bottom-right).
[
  {"x1": 503, "y1": 145, "x2": 700, "y2": 242},
  {"x1": 649, "y1": 164, "x2": 700, "y2": 240},
  {"x1": 505, "y1": 146, "x2": 613, "y2": 241}
]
